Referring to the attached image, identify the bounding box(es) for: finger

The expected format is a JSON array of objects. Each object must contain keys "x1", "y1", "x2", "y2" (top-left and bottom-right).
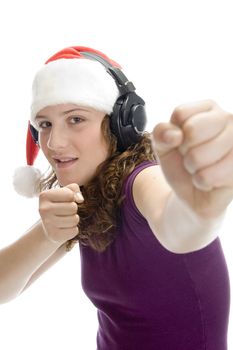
[
  {"x1": 192, "y1": 148, "x2": 233, "y2": 190},
  {"x1": 53, "y1": 214, "x2": 80, "y2": 228},
  {"x1": 74, "y1": 192, "x2": 84, "y2": 203},
  {"x1": 66, "y1": 183, "x2": 80, "y2": 193},
  {"x1": 59, "y1": 226, "x2": 79, "y2": 237},
  {"x1": 151, "y1": 123, "x2": 183, "y2": 158},
  {"x1": 66, "y1": 183, "x2": 84, "y2": 203},
  {"x1": 47, "y1": 202, "x2": 78, "y2": 216},
  {"x1": 178, "y1": 110, "x2": 229, "y2": 155},
  {"x1": 170, "y1": 99, "x2": 215, "y2": 127},
  {"x1": 40, "y1": 187, "x2": 76, "y2": 203},
  {"x1": 183, "y1": 121, "x2": 233, "y2": 174},
  {"x1": 50, "y1": 226, "x2": 79, "y2": 242}
]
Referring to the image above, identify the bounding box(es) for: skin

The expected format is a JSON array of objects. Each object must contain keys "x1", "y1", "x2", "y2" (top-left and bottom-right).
[
  {"x1": 36, "y1": 103, "x2": 109, "y2": 187},
  {"x1": 1, "y1": 99, "x2": 233, "y2": 302},
  {"x1": 132, "y1": 99, "x2": 233, "y2": 252},
  {"x1": 151, "y1": 99, "x2": 233, "y2": 218},
  {"x1": 36, "y1": 100, "x2": 233, "y2": 247},
  {"x1": 34, "y1": 103, "x2": 109, "y2": 244}
]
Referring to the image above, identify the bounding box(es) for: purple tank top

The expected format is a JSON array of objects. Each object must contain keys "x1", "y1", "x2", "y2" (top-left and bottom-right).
[{"x1": 79, "y1": 161, "x2": 230, "y2": 349}]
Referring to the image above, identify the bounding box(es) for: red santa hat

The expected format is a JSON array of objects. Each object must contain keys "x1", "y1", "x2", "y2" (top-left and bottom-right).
[{"x1": 13, "y1": 46, "x2": 120, "y2": 197}]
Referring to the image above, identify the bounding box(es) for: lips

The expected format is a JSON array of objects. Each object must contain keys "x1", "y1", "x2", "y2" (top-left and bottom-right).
[
  {"x1": 53, "y1": 157, "x2": 78, "y2": 169},
  {"x1": 55, "y1": 157, "x2": 77, "y2": 163}
]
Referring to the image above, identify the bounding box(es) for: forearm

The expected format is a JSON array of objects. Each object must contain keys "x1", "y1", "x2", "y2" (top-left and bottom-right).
[
  {"x1": 158, "y1": 192, "x2": 226, "y2": 253},
  {"x1": 21, "y1": 242, "x2": 68, "y2": 292},
  {"x1": 0, "y1": 220, "x2": 61, "y2": 303}
]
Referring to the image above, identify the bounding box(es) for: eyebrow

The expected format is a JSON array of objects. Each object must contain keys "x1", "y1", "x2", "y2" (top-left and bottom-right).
[{"x1": 35, "y1": 108, "x2": 90, "y2": 119}]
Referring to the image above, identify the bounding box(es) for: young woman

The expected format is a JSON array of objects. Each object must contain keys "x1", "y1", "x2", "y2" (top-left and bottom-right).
[{"x1": 0, "y1": 46, "x2": 232, "y2": 349}]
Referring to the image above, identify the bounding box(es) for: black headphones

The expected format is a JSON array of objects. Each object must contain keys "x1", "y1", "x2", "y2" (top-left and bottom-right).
[{"x1": 30, "y1": 51, "x2": 147, "y2": 152}]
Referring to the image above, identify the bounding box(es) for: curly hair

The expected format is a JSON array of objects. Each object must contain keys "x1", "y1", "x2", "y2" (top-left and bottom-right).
[{"x1": 39, "y1": 115, "x2": 157, "y2": 252}]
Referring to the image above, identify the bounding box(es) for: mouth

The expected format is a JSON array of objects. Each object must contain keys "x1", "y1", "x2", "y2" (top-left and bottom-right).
[{"x1": 53, "y1": 157, "x2": 78, "y2": 169}]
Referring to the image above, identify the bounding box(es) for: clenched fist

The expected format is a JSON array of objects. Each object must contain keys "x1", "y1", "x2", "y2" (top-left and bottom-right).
[
  {"x1": 39, "y1": 183, "x2": 84, "y2": 244},
  {"x1": 152, "y1": 100, "x2": 233, "y2": 219}
]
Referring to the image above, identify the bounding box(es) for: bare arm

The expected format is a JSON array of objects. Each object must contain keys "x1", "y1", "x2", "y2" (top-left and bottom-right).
[
  {"x1": 133, "y1": 165, "x2": 225, "y2": 253},
  {"x1": 0, "y1": 183, "x2": 83, "y2": 304},
  {"x1": 133, "y1": 101, "x2": 233, "y2": 253},
  {"x1": 0, "y1": 220, "x2": 62, "y2": 304},
  {"x1": 21, "y1": 240, "x2": 68, "y2": 292}
]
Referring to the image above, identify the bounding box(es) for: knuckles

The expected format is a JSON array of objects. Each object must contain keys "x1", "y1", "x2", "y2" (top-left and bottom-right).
[
  {"x1": 70, "y1": 202, "x2": 79, "y2": 214},
  {"x1": 183, "y1": 148, "x2": 201, "y2": 173},
  {"x1": 73, "y1": 214, "x2": 80, "y2": 225},
  {"x1": 171, "y1": 99, "x2": 217, "y2": 124},
  {"x1": 38, "y1": 203, "x2": 50, "y2": 215},
  {"x1": 39, "y1": 190, "x2": 49, "y2": 202},
  {"x1": 38, "y1": 186, "x2": 81, "y2": 243},
  {"x1": 39, "y1": 187, "x2": 76, "y2": 203},
  {"x1": 192, "y1": 170, "x2": 212, "y2": 191},
  {"x1": 182, "y1": 120, "x2": 197, "y2": 140},
  {"x1": 60, "y1": 187, "x2": 76, "y2": 200}
]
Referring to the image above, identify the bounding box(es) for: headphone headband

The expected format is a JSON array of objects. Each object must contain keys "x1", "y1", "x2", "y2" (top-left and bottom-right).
[{"x1": 81, "y1": 51, "x2": 136, "y2": 95}]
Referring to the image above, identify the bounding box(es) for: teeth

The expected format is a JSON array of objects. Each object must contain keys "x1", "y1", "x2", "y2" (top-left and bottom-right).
[{"x1": 57, "y1": 158, "x2": 77, "y2": 163}]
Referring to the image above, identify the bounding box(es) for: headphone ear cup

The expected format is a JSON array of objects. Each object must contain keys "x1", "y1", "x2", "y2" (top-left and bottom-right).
[
  {"x1": 130, "y1": 103, "x2": 147, "y2": 135},
  {"x1": 110, "y1": 96, "x2": 124, "y2": 149},
  {"x1": 110, "y1": 93, "x2": 147, "y2": 152}
]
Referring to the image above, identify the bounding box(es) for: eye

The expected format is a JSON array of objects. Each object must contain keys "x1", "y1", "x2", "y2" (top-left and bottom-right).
[
  {"x1": 37, "y1": 121, "x2": 52, "y2": 129},
  {"x1": 70, "y1": 116, "x2": 83, "y2": 124}
]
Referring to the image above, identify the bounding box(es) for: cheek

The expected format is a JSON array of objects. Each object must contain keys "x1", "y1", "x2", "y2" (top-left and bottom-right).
[
  {"x1": 81, "y1": 139, "x2": 108, "y2": 167},
  {"x1": 94, "y1": 135, "x2": 109, "y2": 159},
  {"x1": 83, "y1": 128, "x2": 108, "y2": 152}
]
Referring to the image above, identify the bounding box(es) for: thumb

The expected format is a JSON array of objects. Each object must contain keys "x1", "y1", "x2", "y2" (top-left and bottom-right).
[
  {"x1": 151, "y1": 123, "x2": 183, "y2": 158},
  {"x1": 66, "y1": 183, "x2": 84, "y2": 203}
]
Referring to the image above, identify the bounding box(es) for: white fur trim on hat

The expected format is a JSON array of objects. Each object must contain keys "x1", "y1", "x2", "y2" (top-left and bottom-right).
[
  {"x1": 30, "y1": 58, "x2": 119, "y2": 127},
  {"x1": 13, "y1": 166, "x2": 42, "y2": 198}
]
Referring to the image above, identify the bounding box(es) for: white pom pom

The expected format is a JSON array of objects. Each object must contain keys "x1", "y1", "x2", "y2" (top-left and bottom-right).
[{"x1": 13, "y1": 166, "x2": 42, "y2": 198}]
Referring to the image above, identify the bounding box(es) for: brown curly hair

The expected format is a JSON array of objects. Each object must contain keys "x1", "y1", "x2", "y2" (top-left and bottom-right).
[{"x1": 39, "y1": 115, "x2": 157, "y2": 252}]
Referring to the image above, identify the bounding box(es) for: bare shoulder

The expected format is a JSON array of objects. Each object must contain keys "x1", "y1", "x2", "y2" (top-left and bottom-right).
[{"x1": 132, "y1": 164, "x2": 172, "y2": 233}]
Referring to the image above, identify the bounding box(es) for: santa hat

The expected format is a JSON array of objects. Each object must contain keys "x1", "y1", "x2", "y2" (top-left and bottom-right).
[{"x1": 13, "y1": 46, "x2": 120, "y2": 197}]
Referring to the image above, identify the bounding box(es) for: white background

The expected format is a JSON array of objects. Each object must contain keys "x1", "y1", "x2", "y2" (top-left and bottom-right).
[{"x1": 0, "y1": 0, "x2": 232, "y2": 348}]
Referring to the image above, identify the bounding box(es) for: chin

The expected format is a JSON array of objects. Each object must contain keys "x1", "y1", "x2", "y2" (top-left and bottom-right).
[
  {"x1": 56, "y1": 169, "x2": 96, "y2": 187},
  {"x1": 57, "y1": 176, "x2": 87, "y2": 187}
]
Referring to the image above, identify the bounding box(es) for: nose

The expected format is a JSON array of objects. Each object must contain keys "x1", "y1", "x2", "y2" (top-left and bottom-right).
[{"x1": 47, "y1": 125, "x2": 69, "y2": 151}]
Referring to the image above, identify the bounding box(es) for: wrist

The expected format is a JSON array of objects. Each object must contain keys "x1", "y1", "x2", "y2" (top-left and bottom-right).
[
  {"x1": 38, "y1": 221, "x2": 64, "y2": 249},
  {"x1": 158, "y1": 192, "x2": 226, "y2": 253},
  {"x1": 177, "y1": 193, "x2": 225, "y2": 223}
]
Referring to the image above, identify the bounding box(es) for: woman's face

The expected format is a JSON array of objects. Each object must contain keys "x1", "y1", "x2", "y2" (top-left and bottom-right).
[{"x1": 35, "y1": 103, "x2": 109, "y2": 186}]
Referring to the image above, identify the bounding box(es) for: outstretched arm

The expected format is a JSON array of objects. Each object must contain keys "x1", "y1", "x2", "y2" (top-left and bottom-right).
[{"x1": 133, "y1": 100, "x2": 233, "y2": 253}]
